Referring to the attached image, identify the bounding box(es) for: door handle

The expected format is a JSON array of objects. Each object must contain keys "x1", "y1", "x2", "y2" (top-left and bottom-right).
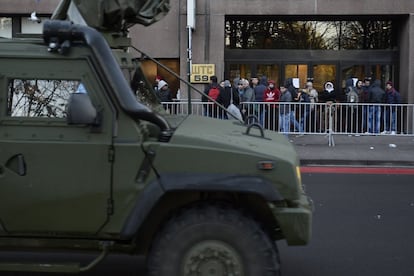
[{"x1": 5, "y1": 154, "x2": 27, "y2": 176}]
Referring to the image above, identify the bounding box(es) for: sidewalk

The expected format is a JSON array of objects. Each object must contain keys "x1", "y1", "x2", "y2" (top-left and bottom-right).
[{"x1": 290, "y1": 134, "x2": 414, "y2": 166}]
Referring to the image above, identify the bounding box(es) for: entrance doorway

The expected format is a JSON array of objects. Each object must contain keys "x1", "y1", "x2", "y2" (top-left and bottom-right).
[{"x1": 225, "y1": 49, "x2": 397, "y2": 94}]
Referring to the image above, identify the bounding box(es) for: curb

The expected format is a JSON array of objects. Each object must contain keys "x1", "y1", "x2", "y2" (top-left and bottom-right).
[{"x1": 300, "y1": 159, "x2": 414, "y2": 167}]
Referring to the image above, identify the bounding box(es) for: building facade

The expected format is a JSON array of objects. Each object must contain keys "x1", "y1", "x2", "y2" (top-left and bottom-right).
[{"x1": 2, "y1": 0, "x2": 414, "y2": 103}]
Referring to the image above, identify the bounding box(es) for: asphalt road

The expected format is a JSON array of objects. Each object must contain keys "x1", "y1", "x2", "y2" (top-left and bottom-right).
[
  {"x1": 1, "y1": 167, "x2": 414, "y2": 276},
  {"x1": 280, "y1": 167, "x2": 414, "y2": 276}
]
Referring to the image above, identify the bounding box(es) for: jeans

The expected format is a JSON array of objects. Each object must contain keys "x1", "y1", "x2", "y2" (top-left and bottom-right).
[
  {"x1": 255, "y1": 104, "x2": 265, "y2": 127},
  {"x1": 361, "y1": 106, "x2": 368, "y2": 132},
  {"x1": 279, "y1": 112, "x2": 302, "y2": 134},
  {"x1": 368, "y1": 105, "x2": 381, "y2": 133},
  {"x1": 279, "y1": 113, "x2": 291, "y2": 135},
  {"x1": 299, "y1": 110, "x2": 309, "y2": 133},
  {"x1": 384, "y1": 106, "x2": 396, "y2": 132},
  {"x1": 290, "y1": 112, "x2": 303, "y2": 133}
]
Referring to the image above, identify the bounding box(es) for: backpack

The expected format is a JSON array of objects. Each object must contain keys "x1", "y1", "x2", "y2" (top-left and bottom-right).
[
  {"x1": 347, "y1": 87, "x2": 359, "y2": 104},
  {"x1": 208, "y1": 86, "x2": 220, "y2": 101}
]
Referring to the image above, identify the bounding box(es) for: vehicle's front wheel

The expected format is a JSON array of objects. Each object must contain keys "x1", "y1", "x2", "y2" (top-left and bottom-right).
[{"x1": 147, "y1": 203, "x2": 281, "y2": 276}]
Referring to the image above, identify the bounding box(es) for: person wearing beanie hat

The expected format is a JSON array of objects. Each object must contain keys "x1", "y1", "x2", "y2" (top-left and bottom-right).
[
  {"x1": 157, "y1": 80, "x2": 168, "y2": 91},
  {"x1": 254, "y1": 76, "x2": 267, "y2": 101},
  {"x1": 153, "y1": 75, "x2": 164, "y2": 92},
  {"x1": 156, "y1": 80, "x2": 172, "y2": 109},
  {"x1": 381, "y1": 80, "x2": 401, "y2": 135}
]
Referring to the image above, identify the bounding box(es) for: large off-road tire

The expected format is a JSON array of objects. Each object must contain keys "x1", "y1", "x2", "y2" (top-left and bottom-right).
[{"x1": 147, "y1": 203, "x2": 281, "y2": 276}]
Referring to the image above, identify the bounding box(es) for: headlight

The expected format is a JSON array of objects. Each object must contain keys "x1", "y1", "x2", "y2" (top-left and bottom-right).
[{"x1": 296, "y1": 166, "x2": 304, "y2": 191}]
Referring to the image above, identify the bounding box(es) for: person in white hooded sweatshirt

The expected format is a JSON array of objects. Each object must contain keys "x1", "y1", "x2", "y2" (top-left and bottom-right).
[{"x1": 319, "y1": 81, "x2": 339, "y2": 132}]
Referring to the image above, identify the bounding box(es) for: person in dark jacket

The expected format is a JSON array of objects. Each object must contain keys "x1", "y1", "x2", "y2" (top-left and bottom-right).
[
  {"x1": 217, "y1": 80, "x2": 240, "y2": 119},
  {"x1": 156, "y1": 80, "x2": 172, "y2": 110},
  {"x1": 254, "y1": 76, "x2": 268, "y2": 125},
  {"x1": 319, "y1": 81, "x2": 338, "y2": 132},
  {"x1": 284, "y1": 78, "x2": 302, "y2": 134},
  {"x1": 360, "y1": 77, "x2": 371, "y2": 132},
  {"x1": 381, "y1": 81, "x2": 401, "y2": 135},
  {"x1": 285, "y1": 78, "x2": 297, "y2": 100},
  {"x1": 254, "y1": 76, "x2": 267, "y2": 102},
  {"x1": 297, "y1": 89, "x2": 311, "y2": 133},
  {"x1": 319, "y1": 81, "x2": 339, "y2": 103},
  {"x1": 278, "y1": 84, "x2": 292, "y2": 135},
  {"x1": 202, "y1": 75, "x2": 224, "y2": 118},
  {"x1": 366, "y1": 79, "x2": 385, "y2": 134}
]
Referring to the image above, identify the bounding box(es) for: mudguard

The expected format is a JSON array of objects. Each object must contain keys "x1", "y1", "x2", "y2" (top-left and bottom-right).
[{"x1": 120, "y1": 173, "x2": 284, "y2": 239}]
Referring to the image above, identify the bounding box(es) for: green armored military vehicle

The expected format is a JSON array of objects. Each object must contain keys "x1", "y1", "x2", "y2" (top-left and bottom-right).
[{"x1": 0, "y1": 0, "x2": 312, "y2": 275}]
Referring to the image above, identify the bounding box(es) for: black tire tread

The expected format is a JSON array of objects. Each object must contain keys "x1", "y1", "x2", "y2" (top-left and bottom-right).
[{"x1": 146, "y1": 202, "x2": 281, "y2": 276}]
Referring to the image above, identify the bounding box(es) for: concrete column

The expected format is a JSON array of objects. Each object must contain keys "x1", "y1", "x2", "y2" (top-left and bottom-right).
[
  {"x1": 399, "y1": 14, "x2": 414, "y2": 104},
  {"x1": 181, "y1": 0, "x2": 226, "y2": 101},
  {"x1": 398, "y1": 14, "x2": 414, "y2": 134},
  {"x1": 207, "y1": 14, "x2": 225, "y2": 81}
]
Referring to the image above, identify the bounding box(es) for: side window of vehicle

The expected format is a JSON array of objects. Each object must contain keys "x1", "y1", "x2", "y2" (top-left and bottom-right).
[{"x1": 7, "y1": 79, "x2": 81, "y2": 118}]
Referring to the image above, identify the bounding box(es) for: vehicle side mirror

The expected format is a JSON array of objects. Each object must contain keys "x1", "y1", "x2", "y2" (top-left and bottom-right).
[{"x1": 66, "y1": 93, "x2": 98, "y2": 125}]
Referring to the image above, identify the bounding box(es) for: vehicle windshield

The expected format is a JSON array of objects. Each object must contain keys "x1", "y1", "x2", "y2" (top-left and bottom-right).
[{"x1": 130, "y1": 64, "x2": 165, "y2": 112}]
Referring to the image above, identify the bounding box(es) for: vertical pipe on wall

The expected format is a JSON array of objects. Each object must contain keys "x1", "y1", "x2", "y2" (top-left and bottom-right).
[
  {"x1": 187, "y1": 25, "x2": 192, "y2": 113},
  {"x1": 187, "y1": 0, "x2": 196, "y2": 114}
]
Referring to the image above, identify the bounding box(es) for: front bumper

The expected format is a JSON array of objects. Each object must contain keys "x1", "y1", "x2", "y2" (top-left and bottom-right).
[{"x1": 270, "y1": 194, "x2": 313, "y2": 245}]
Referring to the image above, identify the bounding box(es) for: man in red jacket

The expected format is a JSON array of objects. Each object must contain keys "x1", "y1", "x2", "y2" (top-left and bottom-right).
[{"x1": 263, "y1": 80, "x2": 280, "y2": 130}]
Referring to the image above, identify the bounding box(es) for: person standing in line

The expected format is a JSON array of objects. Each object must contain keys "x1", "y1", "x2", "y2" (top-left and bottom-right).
[
  {"x1": 250, "y1": 77, "x2": 259, "y2": 90},
  {"x1": 154, "y1": 75, "x2": 163, "y2": 93},
  {"x1": 240, "y1": 78, "x2": 255, "y2": 102},
  {"x1": 360, "y1": 77, "x2": 371, "y2": 132},
  {"x1": 319, "y1": 81, "x2": 339, "y2": 133},
  {"x1": 296, "y1": 89, "x2": 311, "y2": 134},
  {"x1": 355, "y1": 80, "x2": 364, "y2": 100},
  {"x1": 254, "y1": 76, "x2": 267, "y2": 101},
  {"x1": 278, "y1": 84, "x2": 292, "y2": 136},
  {"x1": 156, "y1": 80, "x2": 173, "y2": 111},
  {"x1": 304, "y1": 80, "x2": 319, "y2": 132},
  {"x1": 217, "y1": 80, "x2": 240, "y2": 119},
  {"x1": 345, "y1": 78, "x2": 360, "y2": 133},
  {"x1": 366, "y1": 79, "x2": 385, "y2": 134},
  {"x1": 262, "y1": 80, "x2": 280, "y2": 130},
  {"x1": 254, "y1": 76, "x2": 268, "y2": 126},
  {"x1": 239, "y1": 78, "x2": 255, "y2": 119},
  {"x1": 232, "y1": 77, "x2": 240, "y2": 91},
  {"x1": 202, "y1": 75, "x2": 223, "y2": 118},
  {"x1": 305, "y1": 80, "x2": 319, "y2": 109},
  {"x1": 219, "y1": 80, "x2": 226, "y2": 89},
  {"x1": 354, "y1": 79, "x2": 364, "y2": 133},
  {"x1": 285, "y1": 78, "x2": 302, "y2": 134},
  {"x1": 381, "y1": 81, "x2": 401, "y2": 135}
]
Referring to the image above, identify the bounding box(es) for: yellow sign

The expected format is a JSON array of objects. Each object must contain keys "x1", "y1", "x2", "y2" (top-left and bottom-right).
[{"x1": 191, "y1": 64, "x2": 215, "y2": 83}]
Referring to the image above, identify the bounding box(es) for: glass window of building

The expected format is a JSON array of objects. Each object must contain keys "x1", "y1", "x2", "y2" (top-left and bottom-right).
[
  {"x1": 22, "y1": 17, "x2": 46, "y2": 34},
  {"x1": 225, "y1": 17, "x2": 394, "y2": 50},
  {"x1": 0, "y1": 17, "x2": 12, "y2": 38}
]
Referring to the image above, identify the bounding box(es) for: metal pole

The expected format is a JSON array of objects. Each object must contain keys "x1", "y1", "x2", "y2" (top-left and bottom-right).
[
  {"x1": 328, "y1": 103, "x2": 335, "y2": 147},
  {"x1": 187, "y1": 25, "x2": 192, "y2": 114}
]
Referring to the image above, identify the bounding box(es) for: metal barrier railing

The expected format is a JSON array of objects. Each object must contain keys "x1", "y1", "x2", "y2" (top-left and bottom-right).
[{"x1": 161, "y1": 101, "x2": 414, "y2": 137}]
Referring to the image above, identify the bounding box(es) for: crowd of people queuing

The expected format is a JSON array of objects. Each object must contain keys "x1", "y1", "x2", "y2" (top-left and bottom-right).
[{"x1": 201, "y1": 75, "x2": 402, "y2": 135}]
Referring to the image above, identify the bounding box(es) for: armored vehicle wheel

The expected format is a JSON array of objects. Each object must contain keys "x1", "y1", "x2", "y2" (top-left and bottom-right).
[{"x1": 147, "y1": 203, "x2": 281, "y2": 276}]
